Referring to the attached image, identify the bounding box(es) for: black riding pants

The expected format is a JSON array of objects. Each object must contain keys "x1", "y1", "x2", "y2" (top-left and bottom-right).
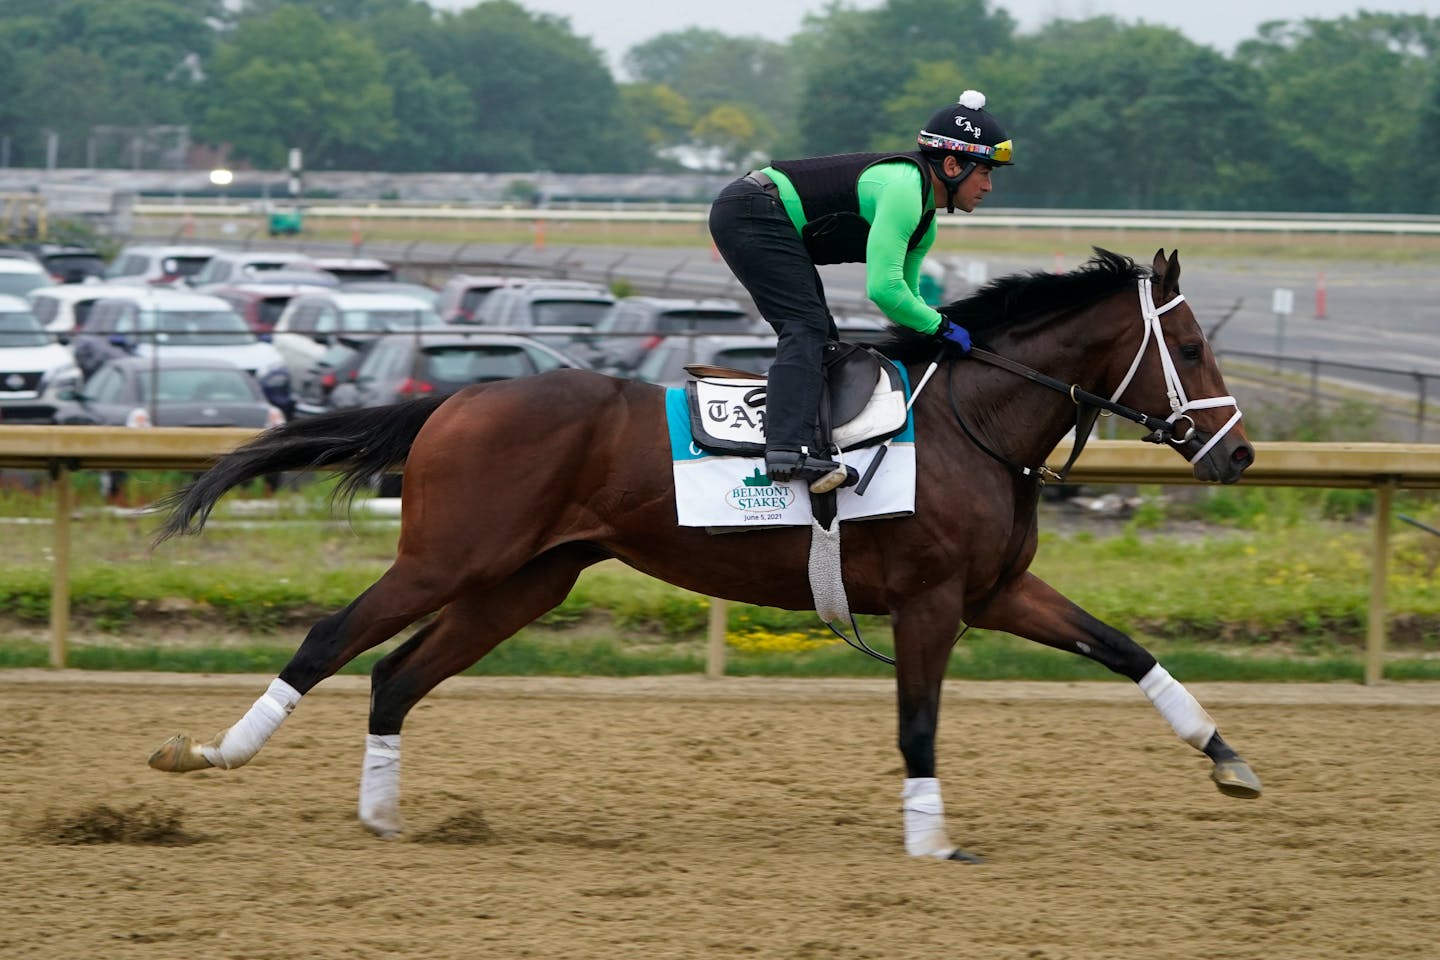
[{"x1": 708, "y1": 177, "x2": 838, "y2": 452}]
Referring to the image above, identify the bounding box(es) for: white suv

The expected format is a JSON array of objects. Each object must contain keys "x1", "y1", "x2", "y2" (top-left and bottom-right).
[
  {"x1": 0, "y1": 256, "x2": 57, "y2": 298},
  {"x1": 28, "y1": 283, "x2": 136, "y2": 336},
  {"x1": 74, "y1": 288, "x2": 293, "y2": 414},
  {"x1": 0, "y1": 294, "x2": 81, "y2": 423},
  {"x1": 104, "y1": 244, "x2": 219, "y2": 287},
  {"x1": 271, "y1": 290, "x2": 441, "y2": 382},
  {"x1": 188, "y1": 249, "x2": 316, "y2": 290}
]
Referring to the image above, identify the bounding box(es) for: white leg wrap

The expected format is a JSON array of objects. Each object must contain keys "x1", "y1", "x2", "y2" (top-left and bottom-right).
[
  {"x1": 1139, "y1": 664, "x2": 1216, "y2": 749},
  {"x1": 201, "y1": 678, "x2": 301, "y2": 770},
  {"x1": 358, "y1": 734, "x2": 403, "y2": 838},
  {"x1": 901, "y1": 777, "x2": 956, "y2": 859}
]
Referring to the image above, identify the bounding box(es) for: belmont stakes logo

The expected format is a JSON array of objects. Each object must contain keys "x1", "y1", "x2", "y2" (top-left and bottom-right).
[{"x1": 723, "y1": 468, "x2": 796, "y2": 513}]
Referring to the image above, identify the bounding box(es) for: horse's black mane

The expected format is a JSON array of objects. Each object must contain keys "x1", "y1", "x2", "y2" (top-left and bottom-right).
[{"x1": 874, "y1": 247, "x2": 1150, "y2": 363}]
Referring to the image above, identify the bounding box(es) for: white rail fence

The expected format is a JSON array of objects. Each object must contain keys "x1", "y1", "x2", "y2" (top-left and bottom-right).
[{"x1": 4, "y1": 427, "x2": 1439, "y2": 683}]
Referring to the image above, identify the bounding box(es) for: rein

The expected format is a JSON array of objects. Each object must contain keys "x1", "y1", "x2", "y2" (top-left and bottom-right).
[
  {"x1": 930, "y1": 280, "x2": 1243, "y2": 641},
  {"x1": 956, "y1": 279, "x2": 1243, "y2": 481},
  {"x1": 827, "y1": 280, "x2": 1244, "y2": 667}
]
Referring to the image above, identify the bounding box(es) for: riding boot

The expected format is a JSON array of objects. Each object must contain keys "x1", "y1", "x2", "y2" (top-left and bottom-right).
[
  {"x1": 764, "y1": 358, "x2": 858, "y2": 492},
  {"x1": 764, "y1": 448, "x2": 860, "y2": 493}
]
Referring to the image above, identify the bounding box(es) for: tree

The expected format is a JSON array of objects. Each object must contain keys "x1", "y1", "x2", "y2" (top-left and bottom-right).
[
  {"x1": 971, "y1": 18, "x2": 1278, "y2": 210},
  {"x1": 332, "y1": 51, "x2": 474, "y2": 172},
  {"x1": 1237, "y1": 14, "x2": 1440, "y2": 211},
  {"x1": 0, "y1": 0, "x2": 218, "y2": 164},
  {"x1": 440, "y1": 0, "x2": 645, "y2": 173},
  {"x1": 199, "y1": 6, "x2": 396, "y2": 168},
  {"x1": 77, "y1": 0, "x2": 220, "y2": 83},
  {"x1": 619, "y1": 83, "x2": 693, "y2": 151},
  {"x1": 792, "y1": 0, "x2": 1016, "y2": 156},
  {"x1": 1414, "y1": 61, "x2": 1440, "y2": 211},
  {"x1": 624, "y1": 29, "x2": 795, "y2": 156},
  {"x1": 690, "y1": 103, "x2": 766, "y2": 171}
]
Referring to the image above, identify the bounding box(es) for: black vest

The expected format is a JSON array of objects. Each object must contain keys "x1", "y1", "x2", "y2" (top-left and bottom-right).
[{"x1": 768, "y1": 151, "x2": 935, "y2": 265}]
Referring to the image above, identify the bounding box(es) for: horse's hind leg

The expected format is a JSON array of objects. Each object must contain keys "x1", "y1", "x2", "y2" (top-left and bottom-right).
[
  {"x1": 358, "y1": 545, "x2": 600, "y2": 838},
  {"x1": 148, "y1": 555, "x2": 461, "y2": 774},
  {"x1": 972, "y1": 572, "x2": 1262, "y2": 799}
]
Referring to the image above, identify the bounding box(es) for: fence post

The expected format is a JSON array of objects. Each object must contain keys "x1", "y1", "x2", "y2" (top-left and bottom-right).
[
  {"x1": 1416, "y1": 374, "x2": 1427, "y2": 443},
  {"x1": 706, "y1": 597, "x2": 727, "y2": 678},
  {"x1": 48, "y1": 464, "x2": 73, "y2": 669},
  {"x1": 1365, "y1": 479, "x2": 1396, "y2": 685}
]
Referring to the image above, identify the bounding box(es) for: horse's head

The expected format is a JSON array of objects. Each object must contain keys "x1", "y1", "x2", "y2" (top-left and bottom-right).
[{"x1": 1107, "y1": 249, "x2": 1253, "y2": 484}]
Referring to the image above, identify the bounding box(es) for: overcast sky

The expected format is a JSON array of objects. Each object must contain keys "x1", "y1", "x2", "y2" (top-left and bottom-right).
[{"x1": 430, "y1": 0, "x2": 1436, "y2": 73}]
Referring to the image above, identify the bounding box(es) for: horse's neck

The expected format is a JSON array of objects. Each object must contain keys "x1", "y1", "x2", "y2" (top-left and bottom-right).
[{"x1": 919, "y1": 308, "x2": 1127, "y2": 472}]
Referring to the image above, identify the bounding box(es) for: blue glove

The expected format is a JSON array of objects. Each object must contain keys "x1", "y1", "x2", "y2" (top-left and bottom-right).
[{"x1": 934, "y1": 318, "x2": 972, "y2": 353}]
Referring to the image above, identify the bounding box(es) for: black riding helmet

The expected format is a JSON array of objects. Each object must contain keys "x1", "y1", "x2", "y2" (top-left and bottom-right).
[{"x1": 917, "y1": 90, "x2": 1014, "y2": 213}]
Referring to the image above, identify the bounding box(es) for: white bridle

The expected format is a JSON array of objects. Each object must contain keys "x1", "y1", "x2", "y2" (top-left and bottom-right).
[{"x1": 1108, "y1": 279, "x2": 1243, "y2": 464}]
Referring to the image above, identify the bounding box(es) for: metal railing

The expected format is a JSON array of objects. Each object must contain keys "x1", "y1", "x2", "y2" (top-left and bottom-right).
[{"x1": 1217, "y1": 348, "x2": 1440, "y2": 443}]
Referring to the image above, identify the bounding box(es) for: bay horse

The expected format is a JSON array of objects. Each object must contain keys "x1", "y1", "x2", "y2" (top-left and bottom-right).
[{"x1": 148, "y1": 248, "x2": 1261, "y2": 862}]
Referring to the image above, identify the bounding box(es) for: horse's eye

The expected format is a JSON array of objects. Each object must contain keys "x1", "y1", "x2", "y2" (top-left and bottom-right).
[{"x1": 1180, "y1": 343, "x2": 1202, "y2": 362}]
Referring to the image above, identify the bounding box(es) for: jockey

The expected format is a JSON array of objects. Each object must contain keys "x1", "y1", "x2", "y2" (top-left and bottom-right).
[{"x1": 708, "y1": 90, "x2": 1013, "y2": 493}]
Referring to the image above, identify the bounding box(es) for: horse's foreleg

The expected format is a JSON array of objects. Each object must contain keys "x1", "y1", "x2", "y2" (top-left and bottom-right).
[
  {"x1": 358, "y1": 545, "x2": 598, "y2": 838},
  {"x1": 891, "y1": 597, "x2": 982, "y2": 862},
  {"x1": 972, "y1": 572, "x2": 1261, "y2": 798},
  {"x1": 148, "y1": 557, "x2": 457, "y2": 775}
]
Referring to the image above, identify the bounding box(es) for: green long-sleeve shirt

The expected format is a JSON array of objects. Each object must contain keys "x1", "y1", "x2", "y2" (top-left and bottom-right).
[{"x1": 764, "y1": 161, "x2": 943, "y2": 335}]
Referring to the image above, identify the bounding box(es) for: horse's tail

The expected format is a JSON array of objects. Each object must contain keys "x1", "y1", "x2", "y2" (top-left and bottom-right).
[{"x1": 154, "y1": 395, "x2": 449, "y2": 543}]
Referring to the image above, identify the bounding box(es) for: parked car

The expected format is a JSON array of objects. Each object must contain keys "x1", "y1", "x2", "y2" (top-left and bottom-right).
[
  {"x1": 237, "y1": 268, "x2": 340, "y2": 288},
  {"x1": 340, "y1": 280, "x2": 440, "y2": 308},
  {"x1": 270, "y1": 290, "x2": 441, "y2": 384},
  {"x1": 0, "y1": 256, "x2": 57, "y2": 298},
  {"x1": 210, "y1": 282, "x2": 329, "y2": 334},
  {"x1": 633, "y1": 333, "x2": 776, "y2": 390},
  {"x1": 31, "y1": 243, "x2": 107, "y2": 284},
  {"x1": 187, "y1": 250, "x2": 316, "y2": 290},
  {"x1": 0, "y1": 294, "x2": 81, "y2": 423},
  {"x1": 437, "y1": 274, "x2": 528, "y2": 323},
  {"x1": 291, "y1": 339, "x2": 373, "y2": 417},
  {"x1": 581, "y1": 297, "x2": 758, "y2": 375},
  {"x1": 303, "y1": 256, "x2": 394, "y2": 283},
  {"x1": 27, "y1": 283, "x2": 135, "y2": 336},
  {"x1": 52, "y1": 356, "x2": 285, "y2": 428},
  {"x1": 471, "y1": 280, "x2": 615, "y2": 331},
  {"x1": 326, "y1": 329, "x2": 585, "y2": 412},
  {"x1": 830, "y1": 314, "x2": 895, "y2": 344},
  {"x1": 72, "y1": 288, "x2": 292, "y2": 413},
  {"x1": 325, "y1": 329, "x2": 585, "y2": 495},
  {"x1": 470, "y1": 281, "x2": 616, "y2": 360},
  {"x1": 627, "y1": 318, "x2": 888, "y2": 391},
  {"x1": 104, "y1": 244, "x2": 219, "y2": 287}
]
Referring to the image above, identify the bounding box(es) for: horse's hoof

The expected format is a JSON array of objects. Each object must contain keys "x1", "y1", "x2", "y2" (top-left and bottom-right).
[
  {"x1": 945, "y1": 848, "x2": 985, "y2": 864},
  {"x1": 927, "y1": 852, "x2": 984, "y2": 869},
  {"x1": 359, "y1": 802, "x2": 403, "y2": 840},
  {"x1": 1211, "y1": 759, "x2": 1262, "y2": 799},
  {"x1": 147, "y1": 734, "x2": 214, "y2": 773},
  {"x1": 360, "y1": 817, "x2": 403, "y2": 840}
]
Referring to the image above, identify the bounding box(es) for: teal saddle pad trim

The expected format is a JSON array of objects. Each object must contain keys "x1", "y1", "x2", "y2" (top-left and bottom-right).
[{"x1": 665, "y1": 362, "x2": 915, "y2": 462}]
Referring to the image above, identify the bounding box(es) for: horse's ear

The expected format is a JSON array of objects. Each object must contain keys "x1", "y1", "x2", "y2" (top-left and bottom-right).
[
  {"x1": 1151, "y1": 248, "x2": 1168, "y2": 278},
  {"x1": 1165, "y1": 249, "x2": 1181, "y2": 295},
  {"x1": 1151, "y1": 248, "x2": 1181, "y2": 298}
]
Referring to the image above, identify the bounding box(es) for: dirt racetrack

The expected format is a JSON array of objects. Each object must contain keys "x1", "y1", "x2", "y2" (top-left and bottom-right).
[{"x1": 3, "y1": 671, "x2": 1438, "y2": 960}]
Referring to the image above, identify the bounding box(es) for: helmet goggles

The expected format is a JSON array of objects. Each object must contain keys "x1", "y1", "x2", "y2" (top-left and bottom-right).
[{"x1": 917, "y1": 130, "x2": 1013, "y2": 165}]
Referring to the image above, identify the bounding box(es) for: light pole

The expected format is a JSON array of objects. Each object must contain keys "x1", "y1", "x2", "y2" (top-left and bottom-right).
[{"x1": 209, "y1": 167, "x2": 234, "y2": 202}]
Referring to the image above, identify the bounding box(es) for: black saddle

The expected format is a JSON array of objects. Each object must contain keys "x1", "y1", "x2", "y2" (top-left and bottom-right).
[{"x1": 684, "y1": 341, "x2": 903, "y2": 458}]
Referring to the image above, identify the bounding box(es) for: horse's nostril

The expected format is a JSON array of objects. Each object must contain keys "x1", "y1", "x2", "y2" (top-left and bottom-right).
[{"x1": 1232, "y1": 445, "x2": 1254, "y2": 467}]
